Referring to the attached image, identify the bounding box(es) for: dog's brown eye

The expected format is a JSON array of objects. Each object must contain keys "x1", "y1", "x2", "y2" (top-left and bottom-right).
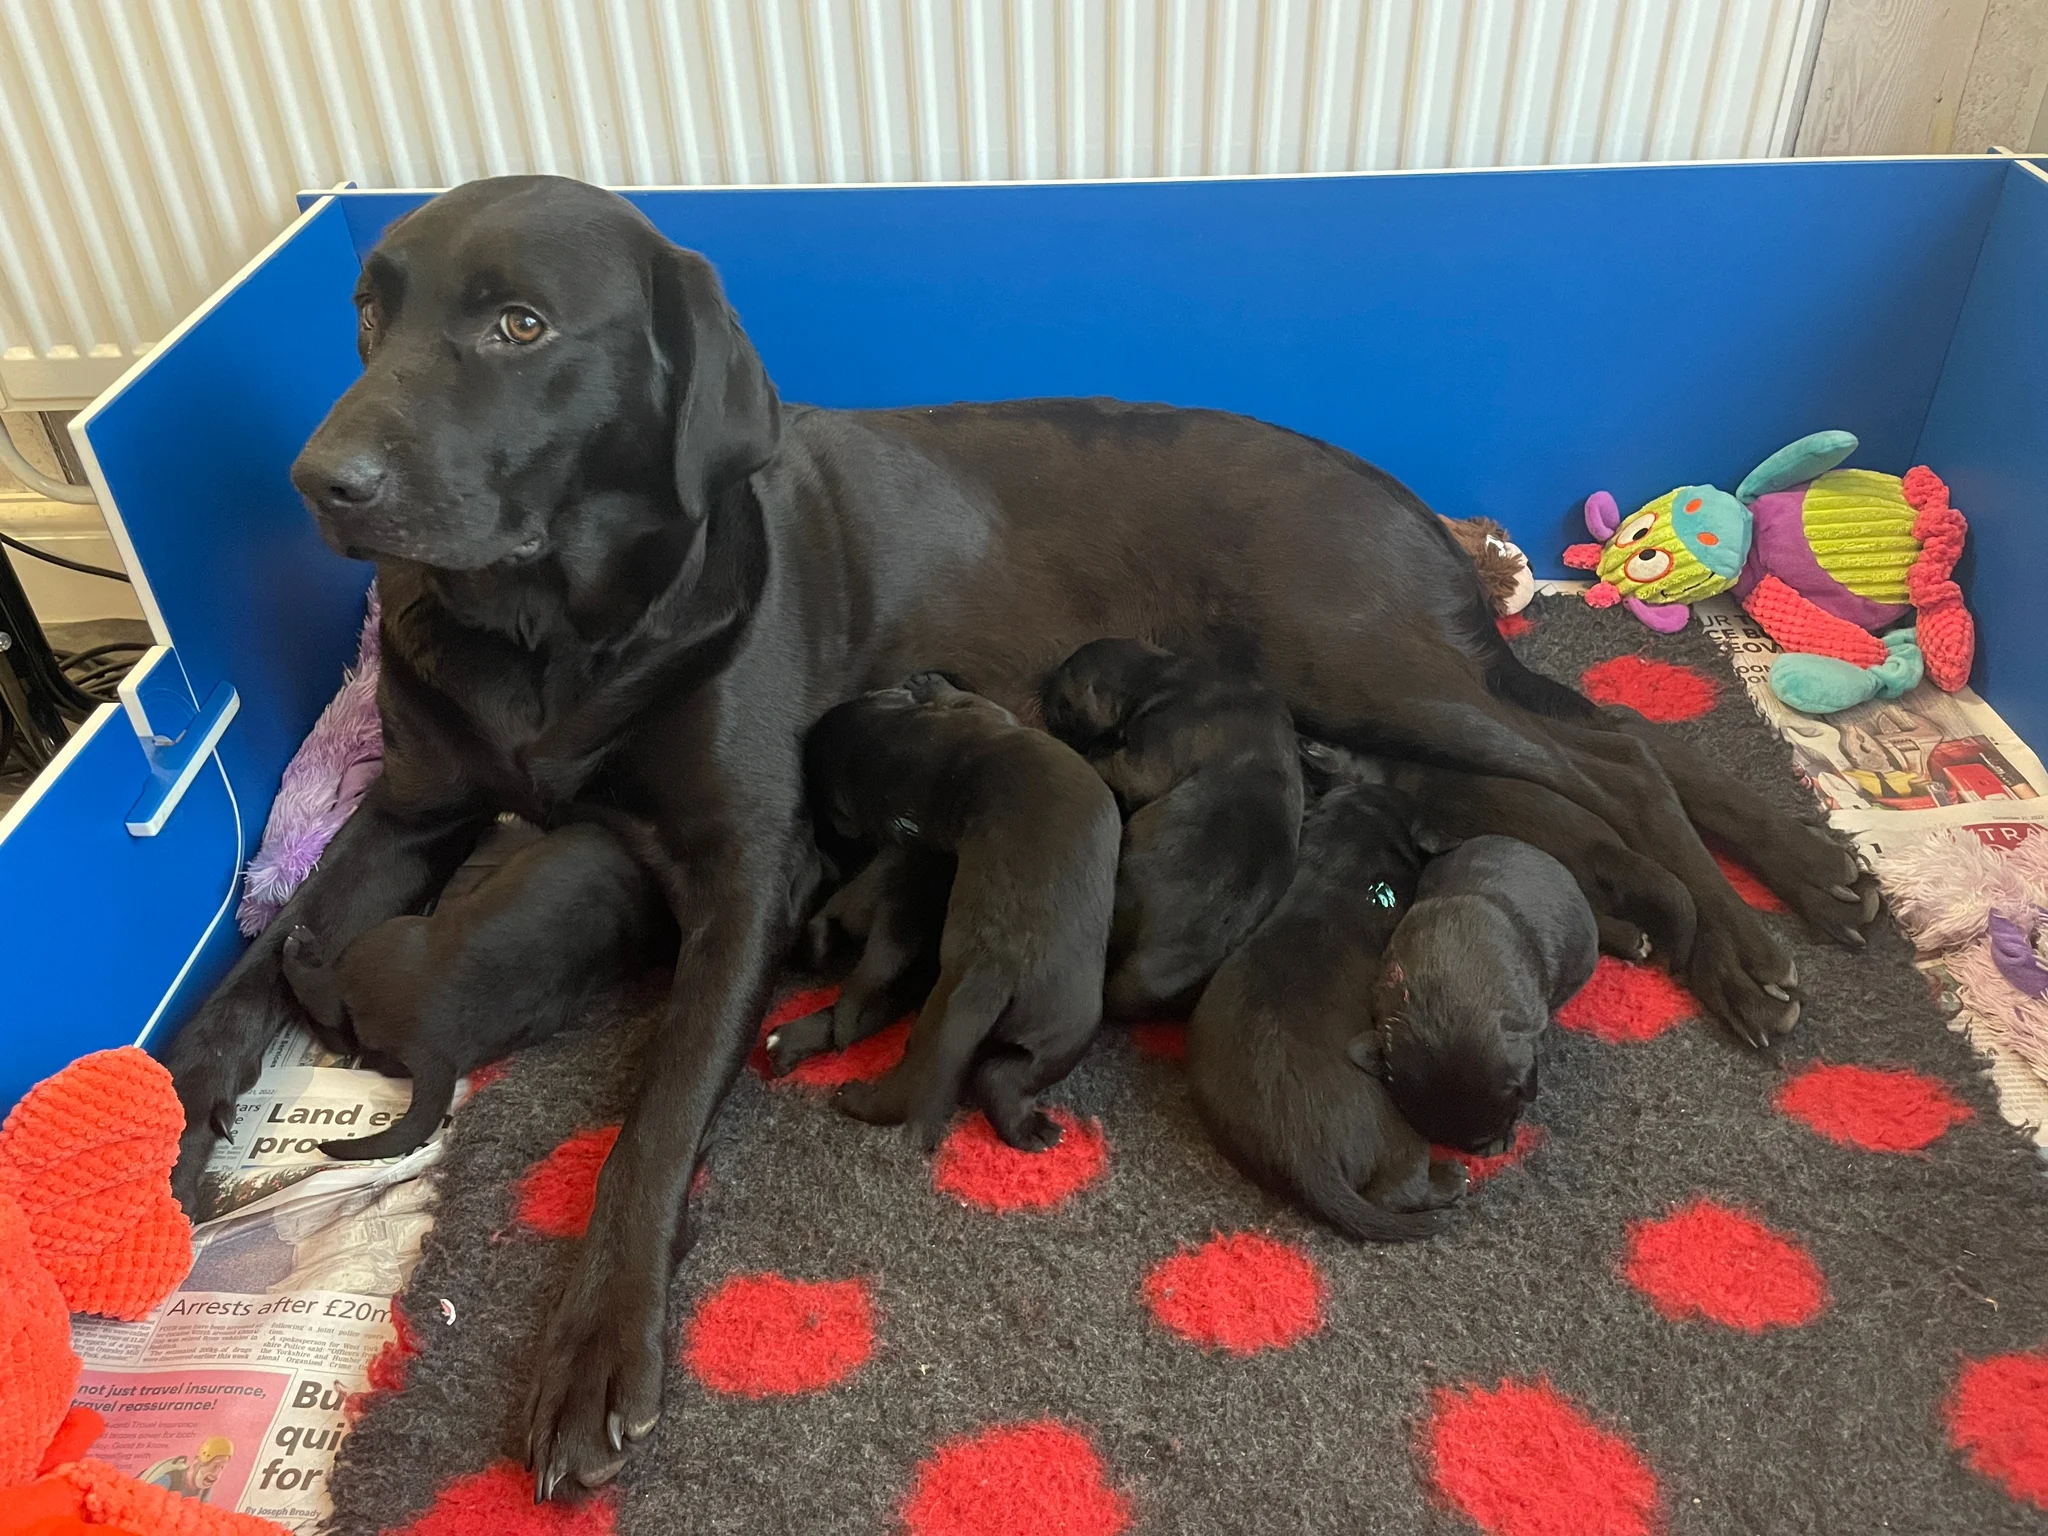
[{"x1": 499, "y1": 306, "x2": 546, "y2": 344}]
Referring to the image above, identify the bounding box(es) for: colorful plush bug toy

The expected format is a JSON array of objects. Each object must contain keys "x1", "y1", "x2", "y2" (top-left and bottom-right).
[{"x1": 1562, "y1": 430, "x2": 1974, "y2": 715}]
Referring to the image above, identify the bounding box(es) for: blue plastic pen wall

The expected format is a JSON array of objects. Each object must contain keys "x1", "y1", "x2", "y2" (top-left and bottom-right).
[{"x1": 1, "y1": 156, "x2": 2041, "y2": 1106}]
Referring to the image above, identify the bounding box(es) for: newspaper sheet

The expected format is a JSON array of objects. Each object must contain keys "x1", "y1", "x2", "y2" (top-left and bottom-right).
[
  {"x1": 1691, "y1": 596, "x2": 2048, "y2": 1145},
  {"x1": 70, "y1": 1029, "x2": 452, "y2": 1531}
]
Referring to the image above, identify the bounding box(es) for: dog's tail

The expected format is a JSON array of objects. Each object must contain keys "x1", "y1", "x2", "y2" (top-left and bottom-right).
[
  {"x1": 1294, "y1": 1164, "x2": 1449, "y2": 1244},
  {"x1": 319, "y1": 1057, "x2": 457, "y2": 1162}
]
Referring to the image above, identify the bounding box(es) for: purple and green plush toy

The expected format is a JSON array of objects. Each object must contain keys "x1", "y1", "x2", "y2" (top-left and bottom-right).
[{"x1": 1562, "y1": 430, "x2": 1975, "y2": 715}]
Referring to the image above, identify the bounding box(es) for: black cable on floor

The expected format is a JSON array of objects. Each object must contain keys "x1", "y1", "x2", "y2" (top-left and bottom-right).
[
  {"x1": 0, "y1": 530, "x2": 131, "y2": 583},
  {"x1": 59, "y1": 640, "x2": 149, "y2": 668}
]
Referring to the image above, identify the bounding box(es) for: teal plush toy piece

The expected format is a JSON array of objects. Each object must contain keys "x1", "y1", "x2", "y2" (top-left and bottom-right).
[{"x1": 1769, "y1": 628, "x2": 1923, "y2": 714}]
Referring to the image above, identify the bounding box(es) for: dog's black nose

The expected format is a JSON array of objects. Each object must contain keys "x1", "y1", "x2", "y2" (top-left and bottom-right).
[{"x1": 294, "y1": 446, "x2": 387, "y2": 511}]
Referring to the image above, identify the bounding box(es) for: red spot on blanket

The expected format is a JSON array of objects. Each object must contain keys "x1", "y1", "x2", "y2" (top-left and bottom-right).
[
  {"x1": 463, "y1": 1059, "x2": 510, "y2": 1095},
  {"x1": 1142, "y1": 1232, "x2": 1325, "y2": 1355},
  {"x1": 1711, "y1": 849, "x2": 1787, "y2": 911},
  {"x1": 1496, "y1": 612, "x2": 1534, "y2": 638},
  {"x1": 1774, "y1": 1062, "x2": 1973, "y2": 1152},
  {"x1": 902, "y1": 1420, "x2": 1132, "y2": 1536},
  {"x1": 1946, "y1": 1352, "x2": 2048, "y2": 1509},
  {"x1": 513, "y1": 1125, "x2": 619, "y2": 1239},
  {"x1": 932, "y1": 1110, "x2": 1108, "y2": 1212},
  {"x1": 1439, "y1": 1123, "x2": 1546, "y2": 1184},
  {"x1": 1580, "y1": 655, "x2": 1719, "y2": 722},
  {"x1": 1421, "y1": 1378, "x2": 1662, "y2": 1536},
  {"x1": 1556, "y1": 957, "x2": 1698, "y2": 1043},
  {"x1": 682, "y1": 1273, "x2": 874, "y2": 1397},
  {"x1": 1129, "y1": 1022, "x2": 1187, "y2": 1061},
  {"x1": 1622, "y1": 1198, "x2": 1827, "y2": 1331},
  {"x1": 388, "y1": 1461, "x2": 615, "y2": 1536}
]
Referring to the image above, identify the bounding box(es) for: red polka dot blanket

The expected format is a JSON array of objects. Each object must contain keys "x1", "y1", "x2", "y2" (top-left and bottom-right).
[{"x1": 328, "y1": 598, "x2": 2048, "y2": 1535}]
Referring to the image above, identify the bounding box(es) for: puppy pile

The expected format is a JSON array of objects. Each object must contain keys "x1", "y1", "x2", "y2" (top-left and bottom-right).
[
  {"x1": 770, "y1": 639, "x2": 1607, "y2": 1240},
  {"x1": 284, "y1": 638, "x2": 1615, "y2": 1238}
]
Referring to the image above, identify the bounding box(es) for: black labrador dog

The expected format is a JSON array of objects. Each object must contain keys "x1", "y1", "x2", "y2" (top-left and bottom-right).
[
  {"x1": 1187, "y1": 780, "x2": 1467, "y2": 1240},
  {"x1": 1367, "y1": 834, "x2": 1599, "y2": 1155},
  {"x1": 162, "y1": 175, "x2": 1874, "y2": 1495},
  {"x1": 280, "y1": 820, "x2": 669, "y2": 1161},
  {"x1": 795, "y1": 672, "x2": 1120, "y2": 1149},
  {"x1": 1041, "y1": 638, "x2": 1302, "y2": 1016}
]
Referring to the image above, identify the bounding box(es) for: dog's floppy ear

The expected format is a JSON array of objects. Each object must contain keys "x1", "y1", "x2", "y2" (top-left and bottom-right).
[{"x1": 654, "y1": 246, "x2": 782, "y2": 525}]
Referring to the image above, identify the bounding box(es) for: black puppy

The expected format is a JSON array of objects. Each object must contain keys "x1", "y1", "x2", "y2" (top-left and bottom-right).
[
  {"x1": 1300, "y1": 739, "x2": 1695, "y2": 963},
  {"x1": 764, "y1": 843, "x2": 953, "y2": 1076},
  {"x1": 282, "y1": 822, "x2": 668, "y2": 1160},
  {"x1": 1188, "y1": 781, "x2": 1466, "y2": 1241},
  {"x1": 1041, "y1": 639, "x2": 1303, "y2": 1016},
  {"x1": 1365, "y1": 835, "x2": 1599, "y2": 1155},
  {"x1": 803, "y1": 672, "x2": 1120, "y2": 1149}
]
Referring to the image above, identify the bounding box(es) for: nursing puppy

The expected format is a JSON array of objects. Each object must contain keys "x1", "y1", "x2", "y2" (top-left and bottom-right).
[
  {"x1": 1041, "y1": 638, "x2": 1303, "y2": 1016},
  {"x1": 281, "y1": 822, "x2": 668, "y2": 1160},
  {"x1": 804, "y1": 672, "x2": 1121, "y2": 1150},
  {"x1": 1188, "y1": 781, "x2": 1467, "y2": 1241},
  {"x1": 1366, "y1": 836, "x2": 1598, "y2": 1155},
  {"x1": 1300, "y1": 738, "x2": 1695, "y2": 963}
]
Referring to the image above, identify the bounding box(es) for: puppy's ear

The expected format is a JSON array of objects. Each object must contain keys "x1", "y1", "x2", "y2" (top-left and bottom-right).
[
  {"x1": 1410, "y1": 816, "x2": 1459, "y2": 858},
  {"x1": 654, "y1": 246, "x2": 782, "y2": 525}
]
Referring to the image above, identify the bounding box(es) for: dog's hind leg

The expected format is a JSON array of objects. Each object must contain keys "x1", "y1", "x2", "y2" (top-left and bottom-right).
[
  {"x1": 1537, "y1": 718, "x2": 1800, "y2": 1047},
  {"x1": 836, "y1": 965, "x2": 1010, "y2": 1150},
  {"x1": 1601, "y1": 706, "x2": 1876, "y2": 947}
]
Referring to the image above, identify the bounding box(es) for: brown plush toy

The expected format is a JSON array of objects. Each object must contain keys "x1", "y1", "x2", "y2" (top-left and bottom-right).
[{"x1": 1440, "y1": 516, "x2": 1536, "y2": 617}]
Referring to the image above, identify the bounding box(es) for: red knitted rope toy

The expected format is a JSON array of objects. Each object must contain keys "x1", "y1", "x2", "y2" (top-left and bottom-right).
[{"x1": 0, "y1": 1049, "x2": 284, "y2": 1534}]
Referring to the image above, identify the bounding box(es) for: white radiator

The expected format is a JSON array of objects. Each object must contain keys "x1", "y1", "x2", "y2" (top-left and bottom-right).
[{"x1": 0, "y1": 0, "x2": 1823, "y2": 407}]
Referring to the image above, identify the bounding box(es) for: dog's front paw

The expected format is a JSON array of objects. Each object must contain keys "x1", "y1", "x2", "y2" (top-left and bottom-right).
[
  {"x1": 526, "y1": 1275, "x2": 666, "y2": 1500},
  {"x1": 1685, "y1": 901, "x2": 1800, "y2": 1049}
]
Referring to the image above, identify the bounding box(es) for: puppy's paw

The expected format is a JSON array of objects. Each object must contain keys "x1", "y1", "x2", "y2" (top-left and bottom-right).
[
  {"x1": 833, "y1": 1080, "x2": 903, "y2": 1127},
  {"x1": 764, "y1": 1012, "x2": 833, "y2": 1076},
  {"x1": 994, "y1": 1108, "x2": 1062, "y2": 1153},
  {"x1": 1424, "y1": 1156, "x2": 1470, "y2": 1209},
  {"x1": 1597, "y1": 916, "x2": 1652, "y2": 961}
]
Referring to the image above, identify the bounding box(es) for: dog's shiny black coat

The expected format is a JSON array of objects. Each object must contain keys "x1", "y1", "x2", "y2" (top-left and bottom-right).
[
  {"x1": 798, "y1": 674, "x2": 1120, "y2": 1150},
  {"x1": 280, "y1": 821, "x2": 670, "y2": 1161},
  {"x1": 1367, "y1": 834, "x2": 1598, "y2": 1155},
  {"x1": 162, "y1": 176, "x2": 1875, "y2": 1495},
  {"x1": 1041, "y1": 639, "x2": 1303, "y2": 1017},
  {"x1": 1188, "y1": 783, "x2": 1466, "y2": 1241}
]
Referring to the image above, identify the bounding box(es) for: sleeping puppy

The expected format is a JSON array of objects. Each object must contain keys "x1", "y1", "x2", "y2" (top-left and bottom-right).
[
  {"x1": 1365, "y1": 835, "x2": 1599, "y2": 1155},
  {"x1": 803, "y1": 672, "x2": 1121, "y2": 1150},
  {"x1": 1041, "y1": 638, "x2": 1303, "y2": 1016},
  {"x1": 764, "y1": 844, "x2": 952, "y2": 1076},
  {"x1": 1187, "y1": 780, "x2": 1467, "y2": 1241},
  {"x1": 1299, "y1": 738, "x2": 1695, "y2": 963},
  {"x1": 281, "y1": 821, "x2": 669, "y2": 1160}
]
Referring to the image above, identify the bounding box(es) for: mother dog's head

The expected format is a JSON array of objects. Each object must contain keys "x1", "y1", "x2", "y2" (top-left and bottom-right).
[{"x1": 292, "y1": 176, "x2": 780, "y2": 572}]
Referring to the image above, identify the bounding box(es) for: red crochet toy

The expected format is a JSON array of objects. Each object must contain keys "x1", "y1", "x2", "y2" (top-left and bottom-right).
[{"x1": 0, "y1": 1048, "x2": 286, "y2": 1536}]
